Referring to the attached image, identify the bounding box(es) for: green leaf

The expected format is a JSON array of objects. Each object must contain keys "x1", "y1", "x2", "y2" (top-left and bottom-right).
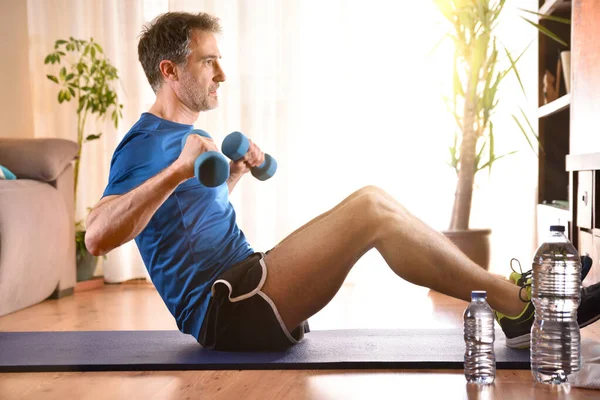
[
  {"x1": 65, "y1": 73, "x2": 75, "y2": 81},
  {"x1": 475, "y1": 137, "x2": 486, "y2": 172},
  {"x1": 59, "y1": 67, "x2": 67, "y2": 80},
  {"x1": 488, "y1": 121, "x2": 495, "y2": 176},
  {"x1": 93, "y1": 42, "x2": 104, "y2": 53},
  {"x1": 453, "y1": 56, "x2": 464, "y2": 99},
  {"x1": 56, "y1": 39, "x2": 68, "y2": 45},
  {"x1": 512, "y1": 113, "x2": 537, "y2": 156},
  {"x1": 58, "y1": 90, "x2": 64, "y2": 104},
  {"x1": 46, "y1": 75, "x2": 59, "y2": 84},
  {"x1": 521, "y1": 17, "x2": 569, "y2": 47},
  {"x1": 476, "y1": 151, "x2": 518, "y2": 172},
  {"x1": 433, "y1": 0, "x2": 456, "y2": 24},
  {"x1": 468, "y1": 33, "x2": 489, "y2": 97},
  {"x1": 77, "y1": 97, "x2": 86, "y2": 113},
  {"x1": 518, "y1": 106, "x2": 544, "y2": 155},
  {"x1": 428, "y1": 34, "x2": 450, "y2": 57},
  {"x1": 491, "y1": 0, "x2": 507, "y2": 25},
  {"x1": 44, "y1": 55, "x2": 52, "y2": 64},
  {"x1": 503, "y1": 44, "x2": 527, "y2": 98},
  {"x1": 85, "y1": 133, "x2": 102, "y2": 141},
  {"x1": 519, "y1": 8, "x2": 571, "y2": 24},
  {"x1": 68, "y1": 87, "x2": 76, "y2": 97}
]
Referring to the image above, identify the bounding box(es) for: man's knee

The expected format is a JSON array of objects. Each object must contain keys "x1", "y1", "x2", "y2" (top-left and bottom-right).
[
  {"x1": 362, "y1": 185, "x2": 406, "y2": 210},
  {"x1": 352, "y1": 185, "x2": 387, "y2": 199},
  {"x1": 352, "y1": 187, "x2": 390, "y2": 220}
]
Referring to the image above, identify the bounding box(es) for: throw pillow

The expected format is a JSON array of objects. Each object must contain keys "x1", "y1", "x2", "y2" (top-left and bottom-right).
[{"x1": 0, "y1": 165, "x2": 16, "y2": 180}]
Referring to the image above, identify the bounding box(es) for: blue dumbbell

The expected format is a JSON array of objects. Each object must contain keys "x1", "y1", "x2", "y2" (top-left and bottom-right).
[
  {"x1": 221, "y1": 131, "x2": 277, "y2": 181},
  {"x1": 181, "y1": 129, "x2": 229, "y2": 187}
]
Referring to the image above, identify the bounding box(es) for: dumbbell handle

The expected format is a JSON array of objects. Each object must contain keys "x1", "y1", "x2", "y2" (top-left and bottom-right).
[
  {"x1": 181, "y1": 129, "x2": 229, "y2": 187},
  {"x1": 221, "y1": 131, "x2": 277, "y2": 181}
]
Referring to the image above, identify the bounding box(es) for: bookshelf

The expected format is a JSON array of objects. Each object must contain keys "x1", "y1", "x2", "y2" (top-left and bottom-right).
[
  {"x1": 536, "y1": 0, "x2": 572, "y2": 209},
  {"x1": 536, "y1": 0, "x2": 600, "y2": 286},
  {"x1": 538, "y1": 93, "x2": 570, "y2": 118}
]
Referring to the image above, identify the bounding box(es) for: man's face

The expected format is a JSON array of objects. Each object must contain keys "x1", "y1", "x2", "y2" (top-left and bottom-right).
[{"x1": 176, "y1": 30, "x2": 226, "y2": 112}]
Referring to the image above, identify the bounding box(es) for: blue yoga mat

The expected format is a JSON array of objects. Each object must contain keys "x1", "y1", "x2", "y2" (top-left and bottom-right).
[{"x1": 0, "y1": 329, "x2": 529, "y2": 372}]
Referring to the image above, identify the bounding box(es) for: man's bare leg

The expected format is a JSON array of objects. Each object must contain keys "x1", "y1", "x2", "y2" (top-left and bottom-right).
[
  {"x1": 262, "y1": 185, "x2": 525, "y2": 332},
  {"x1": 276, "y1": 186, "x2": 379, "y2": 246}
]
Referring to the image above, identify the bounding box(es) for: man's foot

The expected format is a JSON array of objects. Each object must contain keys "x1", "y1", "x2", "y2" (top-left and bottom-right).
[
  {"x1": 579, "y1": 281, "x2": 600, "y2": 327},
  {"x1": 494, "y1": 268, "x2": 534, "y2": 349},
  {"x1": 495, "y1": 258, "x2": 600, "y2": 349}
]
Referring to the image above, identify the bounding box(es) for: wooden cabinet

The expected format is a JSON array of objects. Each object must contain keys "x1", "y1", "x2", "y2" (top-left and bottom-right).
[
  {"x1": 537, "y1": 0, "x2": 600, "y2": 286},
  {"x1": 576, "y1": 171, "x2": 593, "y2": 229}
]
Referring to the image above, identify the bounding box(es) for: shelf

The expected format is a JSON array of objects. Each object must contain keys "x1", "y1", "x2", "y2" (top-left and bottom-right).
[
  {"x1": 566, "y1": 152, "x2": 600, "y2": 171},
  {"x1": 539, "y1": 0, "x2": 572, "y2": 17},
  {"x1": 538, "y1": 93, "x2": 570, "y2": 118},
  {"x1": 540, "y1": 200, "x2": 569, "y2": 211}
]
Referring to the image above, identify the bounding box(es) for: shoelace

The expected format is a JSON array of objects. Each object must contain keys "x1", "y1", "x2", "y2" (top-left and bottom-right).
[{"x1": 510, "y1": 258, "x2": 532, "y2": 302}]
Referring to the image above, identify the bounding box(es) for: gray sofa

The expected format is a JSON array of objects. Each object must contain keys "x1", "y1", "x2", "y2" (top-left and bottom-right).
[{"x1": 0, "y1": 138, "x2": 79, "y2": 317}]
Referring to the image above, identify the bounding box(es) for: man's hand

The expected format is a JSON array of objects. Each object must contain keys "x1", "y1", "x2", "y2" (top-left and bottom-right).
[
  {"x1": 228, "y1": 138, "x2": 265, "y2": 178},
  {"x1": 174, "y1": 133, "x2": 219, "y2": 180}
]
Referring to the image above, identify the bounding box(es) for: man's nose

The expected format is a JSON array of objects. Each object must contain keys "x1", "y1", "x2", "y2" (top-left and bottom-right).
[{"x1": 214, "y1": 62, "x2": 226, "y2": 82}]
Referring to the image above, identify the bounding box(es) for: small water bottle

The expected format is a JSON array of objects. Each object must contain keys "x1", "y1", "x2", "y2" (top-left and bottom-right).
[
  {"x1": 464, "y1": 290, "x2": 496, "y2": 384},
  {"x1": 531, "y1": 225, "x2": 581, "y2": 385}
]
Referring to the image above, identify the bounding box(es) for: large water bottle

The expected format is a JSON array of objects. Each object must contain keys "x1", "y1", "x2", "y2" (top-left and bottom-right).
[
  {"x1": 531, "y1": 225, "x2": 581, "y2": 385},
  {"x1": 464, "y1": 290, "x2": 496, "y2": 384}
]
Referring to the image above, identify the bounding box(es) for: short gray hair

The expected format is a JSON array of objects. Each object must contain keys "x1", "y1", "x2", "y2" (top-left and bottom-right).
[{"x1": 138, "y1": 12, "x2": 222, "y2": 93}]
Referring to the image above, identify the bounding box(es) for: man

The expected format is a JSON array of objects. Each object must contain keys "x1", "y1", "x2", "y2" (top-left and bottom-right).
[{"x1": 85, "y1": 11, "x2": 600, "y2": 351}]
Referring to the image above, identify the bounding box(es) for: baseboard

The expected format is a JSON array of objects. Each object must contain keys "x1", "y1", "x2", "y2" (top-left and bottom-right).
[
  {"x1": 75, "y1": 277, "x2": 105, "y2": 293},
  {"x1": 49, "y1": 287, "x2": 74, "y2": 299}
]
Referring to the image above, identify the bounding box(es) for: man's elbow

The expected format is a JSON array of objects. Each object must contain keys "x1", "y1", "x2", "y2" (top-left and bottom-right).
[{"x1": 84, "y1": 225, "x2": 106, "y2": 257}]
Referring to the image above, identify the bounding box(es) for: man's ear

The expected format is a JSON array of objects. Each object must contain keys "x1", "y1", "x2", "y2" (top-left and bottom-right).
[{"x1": 159, "y1": 60, "x2": 179, "y2": 82}]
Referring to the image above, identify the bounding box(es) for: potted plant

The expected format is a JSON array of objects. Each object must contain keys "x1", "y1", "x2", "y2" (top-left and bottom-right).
[
  {"x1": 44, "y1": 37, "x2": 124, "y2": 281},
  {"x1": 432, "y1": 0, "x2": 569, "y2": 269}
]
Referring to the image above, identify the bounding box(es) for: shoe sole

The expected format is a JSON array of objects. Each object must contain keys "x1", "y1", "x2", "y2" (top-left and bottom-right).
[
  {"x1": 581, "y1": 313, "x2": 600, "y2": 328},
  {"x1": 504, "y1": 315, "x2": 600, "y2": 349},
  {"x1": 505, "y1": 334, "x2": 530, "y2": 349}
]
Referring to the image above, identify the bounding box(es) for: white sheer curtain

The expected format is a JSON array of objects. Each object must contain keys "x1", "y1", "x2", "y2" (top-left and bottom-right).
[{"x1": 26, "y1": 0, "x2": 538, "y2": 288}]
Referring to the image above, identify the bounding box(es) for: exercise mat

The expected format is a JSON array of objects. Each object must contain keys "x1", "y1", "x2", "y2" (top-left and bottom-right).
[{"x1": 0, "y1": 329, "x2": 529, "y2": 372}]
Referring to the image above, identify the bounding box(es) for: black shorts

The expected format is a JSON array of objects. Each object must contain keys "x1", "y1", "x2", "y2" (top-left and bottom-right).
[{"x1": 198, "y1": 252, "x2": 309, "y2": 351}]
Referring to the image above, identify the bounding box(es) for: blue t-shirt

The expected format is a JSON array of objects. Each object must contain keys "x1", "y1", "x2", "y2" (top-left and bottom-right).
[{"x1": 102, "y1": 112, "x2": 254, "y2": 340}]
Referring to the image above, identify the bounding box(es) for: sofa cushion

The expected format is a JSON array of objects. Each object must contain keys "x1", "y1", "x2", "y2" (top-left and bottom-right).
[
  {"x1": 0, "y1": 165, "x2": 16, "y2": 179},
  {"x1": 0, "y1": 179, "x2": 67, "y2": 316},
  {"x1": 0, "y1": 138, "x2": 78, "y2": 182}
]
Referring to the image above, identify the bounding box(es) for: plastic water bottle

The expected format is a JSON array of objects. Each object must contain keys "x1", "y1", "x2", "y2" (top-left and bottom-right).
[
  {"x1": 531, "y1": 225, "x2": 581, "y2": 385},
  {"x1": 464, "y1": 290, "x2": 496, "y2": 384}
]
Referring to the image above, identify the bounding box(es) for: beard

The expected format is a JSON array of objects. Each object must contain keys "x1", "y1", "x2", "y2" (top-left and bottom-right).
[{"x1": 179, "y1": 72, "x2": 218, "y2": 112}]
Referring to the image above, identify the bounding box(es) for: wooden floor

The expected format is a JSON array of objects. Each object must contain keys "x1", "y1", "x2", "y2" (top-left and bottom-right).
[{"x1": 1, "y1": 278, "x2": 600, "y2": 400}]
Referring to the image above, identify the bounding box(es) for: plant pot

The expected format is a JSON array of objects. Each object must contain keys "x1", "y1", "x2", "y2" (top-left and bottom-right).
[
  {"x1": 76, "y1": 248, "x2": 98, "y2": 282},
  {"x1": 443, "y1": 229, "x2": 492, "y2": 270}
]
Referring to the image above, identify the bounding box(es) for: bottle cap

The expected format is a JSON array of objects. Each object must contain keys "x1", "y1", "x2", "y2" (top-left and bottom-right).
[
  {"x1": 550, "y1": 225, "x2": 565, "y2": 232},
  {"x1": 471, "y1": 290, "x2": 487, "y2": 299}
]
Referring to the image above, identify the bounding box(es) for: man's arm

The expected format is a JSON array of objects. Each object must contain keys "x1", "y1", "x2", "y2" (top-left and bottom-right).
[
  {"x1": 85, "y1": 164, "x2": 187, "y2": 256},
  {"x1": 225, "y1": 139, "x2": 265, "y2": 194},
  {"x1": 226, "y1": 171, "x2": 243, "y2": 193},
  {"x1": 85, "y1": 133, "x2": 218, "y2": 256}
]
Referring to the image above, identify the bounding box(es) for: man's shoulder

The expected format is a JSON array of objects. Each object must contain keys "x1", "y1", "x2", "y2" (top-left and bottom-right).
[{"x1": 113, "y1": 115, "x2": 162, "y2": 154}]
